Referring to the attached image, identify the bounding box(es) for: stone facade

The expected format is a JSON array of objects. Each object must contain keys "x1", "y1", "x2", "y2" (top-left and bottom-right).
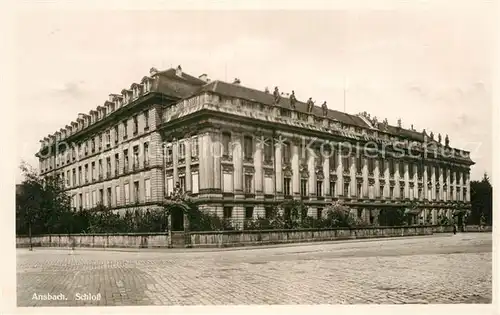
[{"x1": 37, "y1": 66, "x2": 474, "y2": 226}]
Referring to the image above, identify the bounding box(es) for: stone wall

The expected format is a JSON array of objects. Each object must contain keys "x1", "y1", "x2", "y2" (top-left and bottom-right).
[{"x1": 16, "y1": 225, "x2": 492, "y2": 249}]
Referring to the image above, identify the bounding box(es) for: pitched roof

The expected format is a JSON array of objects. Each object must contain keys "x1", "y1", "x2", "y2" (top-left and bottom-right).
[
  {"x1": 157, "y1": 68, "x2": 206, "y2": 86},
  {"x1": 197, "y1": 80, "x2": 428, "y2": 141}
]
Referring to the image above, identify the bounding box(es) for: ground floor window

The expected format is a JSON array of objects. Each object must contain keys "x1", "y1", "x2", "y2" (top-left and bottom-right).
[
  {"x1": 245, "y1": 207, "x2": 254, "y2": 219},
  {"x1": 223, "y1": 207, "x2": 233, "y2": 218}
]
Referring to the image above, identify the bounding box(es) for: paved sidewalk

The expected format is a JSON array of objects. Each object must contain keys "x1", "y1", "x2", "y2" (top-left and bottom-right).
[{"x1": 16, "y1": 233, "x2": 492, "y2": 306}]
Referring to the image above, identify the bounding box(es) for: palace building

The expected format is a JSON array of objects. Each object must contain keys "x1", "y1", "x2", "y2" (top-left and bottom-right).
[{"x1": 36, "y1": 65, "x2": 474, "y2": 229}]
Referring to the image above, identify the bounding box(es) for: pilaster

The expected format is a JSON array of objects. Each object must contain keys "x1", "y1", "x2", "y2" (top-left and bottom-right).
[
  {"x1": 233, "y1": 132, "x2": 243, "y2": 193},
  {"x1": 254, "y1": 136, "x2": 263, "y2": 194},
  {"x1": 291, "y1": 141, "x2": 300, "y2": 196},
  {"x1": 185, "y1": 139, "x2": 192, "y2": 193},
  {"x1": 212, "y1": 132, "x2": 221, "y2": 190},
  {"x1": 307, "y1": 150, "x2": 316, "y2": 198},
  {"x1": 274, "y1": 136, "x2": 283, "y2": 194}
]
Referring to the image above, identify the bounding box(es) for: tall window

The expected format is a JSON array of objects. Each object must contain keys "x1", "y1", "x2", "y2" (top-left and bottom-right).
[
  {"x1": 179, "y1": 176, "x2": 186, "y2": 193},
  {"x1": 114, "y1": 153, "x2": 119, "y2": 175},
  {"x1": 379, "y1": 159, "x2": 386, "y2": 174},
  {"x1": 244, "y1": 174, "x2": 253, "y2": 193},
  {"x1": 106, "y1": 188, "x2": 111, "y2": 207},
  {"x1": 343, "y1": 182, "x2": 349, "y2": 196},
  {"x1": 409, "y1": 163, "x2": 414, "y2": 178},
  {"x1": 133, "y1": 146, "x2": 139, "y2": 169},
  {"x1": 398, "y1": 161, "x2": 404, "y2": 177},
  {"x1": 133, "y1": 115, "x2": 138, "y2": 135},
  {"x1": 99, "y1": 189, "x2": 104, "y2": 205},
  {"x1": 400, "y1": 186, "x2": 405, "y2": 199},
  {"x1": 427, "y1": 166, "x2": 432, "y2": 179},
  {"x1": 98, "y1": 134, "x2": 103, "y2": 150},
  {"x1": 133, "y1": 181, "x2": 139, "y2": 203},
  {"x1": 368, "y1": 158, "x2": 374, "y2": 175},
  {"x1": 191, "y1": 137, "x2": 199, "y2": 158},
  {"x1": 91, "y1": 162, "x2": 96, "y2": 181},
  {"x1": 379, "y1": 184, "x2": 384, "y2": 197},
  {"x1": 316, "y1": 181, "x2": 323, "y2": 197},
  {"x1": 84, "y1": 164, "x2": 89, "y2": 182},
  {"x1": 123, "y1": 149, "x2": 129, "y2": 171},
  {"x1": 417, "y1": 164, "x2": 423, "y2": 179},
  {"x1": 342, "y1": 156, "x2": 350, "y2": 173},
  {"x1": 222, "y1": 132, "x2": 231, "y2": 157},
  {"x1": 356, "y1": 156, "x2": 362, "y2": 174},
  {"x1": 78, "y1": 166, "x2": 82, "y2": 184},
  {"x1": 300, "y1": 179, "x2": 308, "y2": 196},
  {"x1": 264, "y1": 138, "x2": 273, "y2": 162},
  {"x1": 316, "y1": 148, "x2": 323, "y2": 167},
  {"x1": 179, "y1": 142, "x2": 185, "y2": 160},
  {"x1": 443, "y1": 168, "x2": 448, "y2": 182},
  {"x1": 329, "y1": 151, "x2": 337, "y2": 171},
  {"x1": 389, "y1": 187, "x2": 394, "y2": 199},
  {"x1": 72, "y1": 168, "x2": 76, "y2": 186},
  {"x1": 91, "y1": 138, "x2": 96, "y2": 152},
  {"x1": 144, "y1": 142, "x2": 149, "y2": 166},
  {"x1": 98, "y1": 159, "x2": 103, "y2": 178},
  {"x1": 282, "y1": 142, "x2": 291, "y2": 164},
  {"x1": 357, "y1": 182, "x2": 362, "y2": 197},
  {"x1": 243, "y1": 136, "x2": 253, "y2": 160},
  {"x1": 330, "y1": 181, "x2": 336, "y2": 196},
  {"x1": 284, "y1": 177, "x2": 291, "y2": 195},
  {"x1": 66, "y1": 170, "x2": 70, "y2": 186},
  {"x1": 166, "y1": 145, "x2": 173, "y2": 163},
  {"x1": 389, "y1": 159, "x2": 395, "y2": 177},
  {"x1": 122, "y1": 120, "x2": 128, "y2": 139},
  {"x1": 436, "y1": 167, "x2": 441, "y2": 180},
  {"x1": 144, "y1": 110, "x2": 149, "y2": 130},
  {"x1": 106, "y1": 157, "x2": 111, "y2": 177},
  {"x1": 114, "y1": 125, "x2": 119, "y2": 144}
]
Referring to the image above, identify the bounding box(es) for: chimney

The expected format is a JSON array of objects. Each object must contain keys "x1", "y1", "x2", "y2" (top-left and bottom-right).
[
  {"x1": 198, "y1": 73, "x2": 209, "y2": 82},
  {"x1": 233, "y1": 78, "x2": 241, "y2": 85},
  {"x1": 176, "y1": 65, "x2": 183, "y2": 77}
]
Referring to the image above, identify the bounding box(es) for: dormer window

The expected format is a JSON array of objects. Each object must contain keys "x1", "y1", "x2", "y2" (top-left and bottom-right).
[{"x1": 143, "y1": 80, "x2": 150, "y2": 93}]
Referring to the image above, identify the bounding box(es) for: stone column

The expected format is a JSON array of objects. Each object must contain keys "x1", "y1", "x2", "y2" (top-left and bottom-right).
[
  {"x1": 452, "y1": 169, "x2": 457, "y2": 201},
  {"x1": 308, "y1": 149, "x2": 316, "y2": 199},
  {"x1": 362, "y1": 158, "x2": 368, "y2": 198},
  {"x1": 338, "y1": 153, "x2": 344, "y2": 196},
  {"x1": 350, "y1": 156, "x2": 356, "y2": 197},
  {"x1": 323, "y1": 152, "x2": 330, "y2": 199},
  {"x1": 233, "y1": 132, "x2": 243, "y2": 195},
  {"x1": 423, "y1": 163, "x2": 429, "y2": 200},
  {"x1": 431, "y1": 166, "x2": 436, "y2": 200},
  {"x1": 405, "y1": 163, "x2": 410, "y2": 199},
  {"x1": 274, "y1": 136, "x2": 283, "y2": 195},
  {"x1": 291, "y1": 141, "x2": 300, "y2": 197},
  {"x1": 254, "y1": 136, "x2": 263, "y2": 194},
  {"x1": 185, "y1": 138, "x2": 192, "y2": 193},
  {"x1": 375, "y1": 160, "x2": 381, "y2": 198},
  {"x1": 212, "y1": 132, "x2": 221, "y2": 191},
  {"x1": 466, "y1": 170, "x2": 471, "y2": 202}
]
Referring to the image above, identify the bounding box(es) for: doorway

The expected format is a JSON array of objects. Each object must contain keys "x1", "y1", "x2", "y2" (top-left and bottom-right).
[{"x1": 171, "y1": 206, "x2": 185, "y2": 231}]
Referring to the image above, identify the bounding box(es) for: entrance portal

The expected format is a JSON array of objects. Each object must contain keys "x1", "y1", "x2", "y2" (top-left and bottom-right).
[{"x1": 171, "y1": 206, "x2": 185, "y2": 231}]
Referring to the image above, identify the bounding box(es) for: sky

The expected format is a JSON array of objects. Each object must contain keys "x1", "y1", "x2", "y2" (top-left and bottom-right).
[{"x1": 14, "y1": 4, "x2": 493, "y2": 183}]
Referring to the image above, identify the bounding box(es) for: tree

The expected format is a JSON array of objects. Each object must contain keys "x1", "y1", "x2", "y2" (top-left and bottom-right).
[
  {"x1": 324, "y1": 200, "x2": 355, "y2": 228},
  {"x1": 16, "y1": 162, "x2": 73, "y2": 236},
  {"x1": 470, "y1": 173, "x2": 492, "y2": 225}
]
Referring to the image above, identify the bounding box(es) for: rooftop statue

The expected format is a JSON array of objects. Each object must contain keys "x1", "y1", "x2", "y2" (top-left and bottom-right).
[
  {"x1": 445, "y1": 134, "x2": 450, "y2": 147},
  {"x1": 438, "y1": 133, "x2": 442, "y2": 144},
  {"x1": 264, "y1": 87, "x2": 270, "y2": 94},
  {"x1": 273, "y1": 87, "x2": 281, "y2": 104},
  {"x1": 372, "y1": 116, "x2": 378, "y2": 127},
  {"x1": 430, "y1": 131, "x2": 434, "y2": 140},
  {"x1": 321, "y1": 101, "x2": 328, "y2": 116},
  {"x1": 289, "y1": 90, "x2": 297, "y2": 109},
  {"x1": 397, "y1": 118, "x2": 402, "y2": 128},
  {"x1": 306, "y1": 97, "x2": 314, "y2": 113}
]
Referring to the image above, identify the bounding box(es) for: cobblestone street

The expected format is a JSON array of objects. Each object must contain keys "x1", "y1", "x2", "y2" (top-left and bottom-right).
[{"x1": 16, "y1": 233, "x2": 492, "y2": 306}]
